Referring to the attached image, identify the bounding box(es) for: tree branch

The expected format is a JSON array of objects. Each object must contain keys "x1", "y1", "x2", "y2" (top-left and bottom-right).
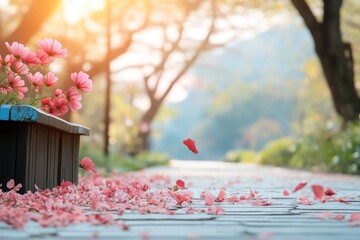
[
  {"x1": 290, "y1": 0, "x2": 322, "y2": 43},
  {"x1": 159, "y1": 0, "x2": 217, "y2": 103}
]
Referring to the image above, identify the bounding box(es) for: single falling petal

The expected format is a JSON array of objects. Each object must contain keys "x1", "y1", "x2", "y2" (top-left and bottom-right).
[
  {"x1": 182, "y1": 138, "x2": 199, "y2": 154},
  {"x1": 283, "y1": 190, "x2": 290, "y2": 196},
  {"x1": 292, "y1": 182, "x2": 307, "y2": 193}
]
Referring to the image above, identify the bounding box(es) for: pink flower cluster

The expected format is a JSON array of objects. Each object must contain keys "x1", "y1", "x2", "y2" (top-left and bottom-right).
[{"x1": 0, "y1": 38, "x2": 92, "y2": 117}]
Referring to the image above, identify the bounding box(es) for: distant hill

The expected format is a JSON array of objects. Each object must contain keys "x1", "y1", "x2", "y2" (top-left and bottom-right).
[{"x1": 151, "y1": 22, "x2": 316, "y2": 160}]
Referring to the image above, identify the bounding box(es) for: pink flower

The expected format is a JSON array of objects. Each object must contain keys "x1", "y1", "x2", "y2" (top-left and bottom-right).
[
  {"x1": 6, "y1": 55, "x2": 29, "y2": 74},
  {"x1": 55, "y1": 88, "x2": 64, "y2": 98},
  {"x1": 71, "y1": 71, "x2": 92, "y2": 93},
  {"x1": 66, "y1": 86, "x2": 82, "y2": 111},
  {"x1": 43, "y1": 72, "x2": 58, "y2": 87},
  {"x1": 5, "y1": 42, "x2": 30, "y2": 60},
  {"x1": 22, "y1": 52, "x2": 41, "y2": 64},
  {"x1": 41, "y1": 97, "x2": 56, "y2": 114},
  {"x1": 37, "y1": 38, "x2": 68, "y2": 58},
  {"x1": 27, "y1": 72, "x2": 44, "y2": 92},
  {"x1": 7, "y1": 73, "x2": 28, "y2": 99},
  {"x1": 79, "y1": 157, "x2": 97, "y2": 173},
  {"x1": 36, "y1": 49, "x2": 54, "y2": 64},
  {"x1": 53, "y1": 97, "x2": 68, "y2": 116},
  {"x1": 11, "y1": 62, "x2": 29, "y2": 75}
]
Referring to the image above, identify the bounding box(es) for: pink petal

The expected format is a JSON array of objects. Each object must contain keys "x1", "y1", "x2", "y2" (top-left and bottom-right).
[
  {"x1": 292, "y1": 182, "x2": 307, "y2": 193},
  {"x1": 176, "y1": 179, "x2": 185, "y2": 189},
  {"x1": 6, "y1": 179, "x2": 15, "y2": 190},
  {"x1": 324, "y1": 188, "x2": 336, "y2": 196},
  {"x1": 311, "y1": 184, "x2": 324, "y2": 199}
]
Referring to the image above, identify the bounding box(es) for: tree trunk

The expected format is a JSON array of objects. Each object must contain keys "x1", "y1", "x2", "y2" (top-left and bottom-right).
[
  {"x1": 132, "y1": 99, "x2": 161, "y2": 155},
  {"x1": 292, "y1": 0, "x2": 360, "y2": 122},
  {"x1": 318, "y1": 0, "x2": 359, "y2": 122}
]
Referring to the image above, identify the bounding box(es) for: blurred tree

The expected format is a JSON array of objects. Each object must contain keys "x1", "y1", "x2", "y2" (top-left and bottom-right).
[
  {"x1": 112, "y1": 0, "x2": 244, "y2": 154},
  {"x1": 134, "y1": 0, "x2": 218, "y2": 152},
  {"x1": 291, "y1": 0, "x2": 360, "y2": 122},
  {"x1": 0, "y1": 0, "x2": 61, "y2": 54}
]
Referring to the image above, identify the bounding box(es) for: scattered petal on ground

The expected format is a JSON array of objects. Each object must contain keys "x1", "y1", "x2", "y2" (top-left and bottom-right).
[
  {"x1": 176, "y1": 179, "x2": 185, "y2": 189},
  {"x1": 292, "y1": 182, "x2": 308, "y2": 193},
  {"x1": 324, "y1": 188, "x2": 336, "y2": 196},
  {"x1": 0, "y1": 164, "x2": 359, "y2": 233},
  {"x1": 311, "y1": 184, "x2": 324, "y2": 199}
]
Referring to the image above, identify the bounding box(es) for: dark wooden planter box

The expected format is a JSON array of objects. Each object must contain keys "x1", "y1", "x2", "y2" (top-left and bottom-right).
[{"x1": 0, "y1": 105, "x2": 89, "y2": 193}]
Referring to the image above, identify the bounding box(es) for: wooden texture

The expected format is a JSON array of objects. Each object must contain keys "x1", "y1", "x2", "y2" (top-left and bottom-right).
[{"x1": 0, "y1": 105, "x2": 89, "y2": 193}]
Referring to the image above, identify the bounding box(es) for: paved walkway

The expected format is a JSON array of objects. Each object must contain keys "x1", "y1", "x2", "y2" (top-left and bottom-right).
[{"x1": 1, "y1": 160, "x2": 360, "y2": 239}]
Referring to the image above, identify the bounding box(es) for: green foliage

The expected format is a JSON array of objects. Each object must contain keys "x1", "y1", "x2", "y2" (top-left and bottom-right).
[
  {"x1": 289, "y1": 126, "x2": 337, "y2": 171},
  {"x1": 79, "y1": 143, "x2": 170, "y2": 172},
  {"x1": 327, "y1": 122, "x2": 360, "y2": 174},
  {"x1": 259, "y1": 122, "x2": 360, "y2": 175},
  {"x1": 259, "y1": 138, "x2": 296, "y2": 166},
  {"x1": 225, "y1": 149, "x2": 256, "y2": 163}
]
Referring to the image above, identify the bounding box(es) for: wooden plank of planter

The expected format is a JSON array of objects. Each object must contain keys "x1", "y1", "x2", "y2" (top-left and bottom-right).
[
  {"x1": 0, "y1": 105, "x2": 90, "y2": 193},
  {"x1": 0, "y1": 121, "x2": 17, "y2": 190},
  {"x1": 47, "y1": 129, "x2": 61, "y2": 189}
]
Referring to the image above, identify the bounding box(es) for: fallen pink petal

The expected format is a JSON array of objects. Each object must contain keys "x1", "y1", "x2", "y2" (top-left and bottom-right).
[
  {"x1": 324, "y1": 188, "x2": 336, "y2": 196},
  {"x1": 175, "y1": 179, "x2": 185, "y2": 189},
  {"x1": 292, "y1": 182, "x2": 308, "y2": 193},
  {"x1": 311, "y1": 184, "x2": 324, "y2": 199}
]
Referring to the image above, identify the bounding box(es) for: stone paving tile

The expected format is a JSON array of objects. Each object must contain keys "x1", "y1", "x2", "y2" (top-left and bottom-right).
[{"x1": 1, "y1": 160, "x2": 360, "y2": 239}]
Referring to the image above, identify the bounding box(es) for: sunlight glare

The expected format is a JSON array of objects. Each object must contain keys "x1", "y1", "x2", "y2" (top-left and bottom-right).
[
  {"x1": 62, "y1": 0, "x2": 105, "y2": 24},
  {"x1": 0, "y1": 0, "x2": 9, "y2": 9}
]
